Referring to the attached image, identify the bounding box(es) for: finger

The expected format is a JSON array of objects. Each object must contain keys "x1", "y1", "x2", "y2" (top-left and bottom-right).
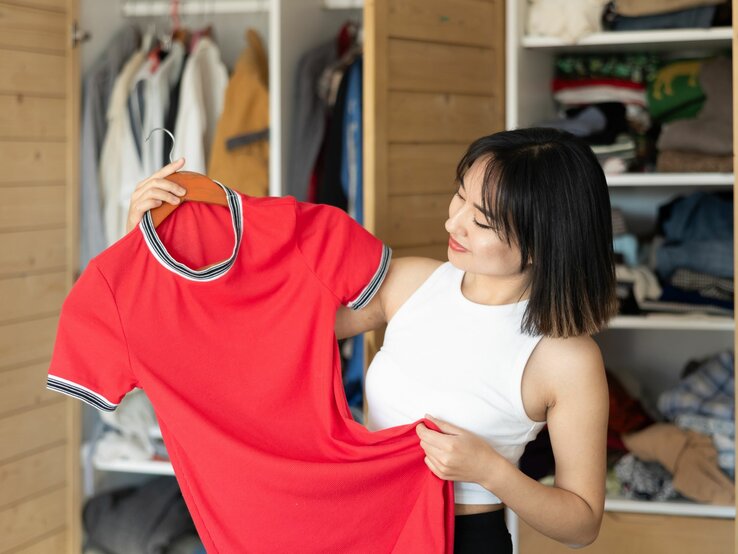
[
  {"x1": 424, "y1": 456, "x2": 446, "y2": 480},
  {"x1": 134, "y1": 159, "x2": 186, "y2": 192},
  {"x1": 144, "y1": 177, "x2": 187, "y2": 196},
  {"x1": 151, "y1": 157, "x2": 185, "y2": 180},
  {"x1": 133, "y1": 198, "x2": 164, "y2": 214},
  {"x1": 143, "y1": 186, "x2": 183, "y2": 206},
  {"x1": 417, "y1": 425, "x2": 452, "y2": 449},
  {"x1": 425, "y1": 414, "x2": 460, "y2": 435},
  {"x1": 419, "y1": 439, "x2": 448, "y2": 461}
]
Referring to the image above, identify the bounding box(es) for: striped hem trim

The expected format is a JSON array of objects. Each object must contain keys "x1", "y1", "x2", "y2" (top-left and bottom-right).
[
  {"x1": 139, "y1": 180, "x2": 243, "y2": 282},
  {"x1": 347, "y1": 244, "x2": 392, "y2": 310},
  {"x1": 47, "y1": 375, "x2": 118, "y2": 412}
]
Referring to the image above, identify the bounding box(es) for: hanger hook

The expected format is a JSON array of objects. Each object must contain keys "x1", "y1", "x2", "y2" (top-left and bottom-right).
[{"x1": 145, "y1": 127, "x2": 176, "y2": 164}]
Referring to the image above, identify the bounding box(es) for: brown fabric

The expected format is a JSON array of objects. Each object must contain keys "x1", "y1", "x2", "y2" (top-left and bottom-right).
[
  {"x1": 623, "y1": 423, "x2": 734, "y2": 505},
  {"x1": 656, "y1": 149, "x2": 733, "y2": 173},
  {"x1": 208, "y1": 29, "x2": 269, "y2": 197},
  {"x1": 657, "y1": 56, "x2": 733, "y2": 156},
  {"x1": 614, "y1": 0, "x2": 724, "y2": 17}
]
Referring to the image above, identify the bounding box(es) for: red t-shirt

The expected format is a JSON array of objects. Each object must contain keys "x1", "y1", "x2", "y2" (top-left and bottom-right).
[{"x1": 47, "y1": 182, "x2": 454, "y2": 553}]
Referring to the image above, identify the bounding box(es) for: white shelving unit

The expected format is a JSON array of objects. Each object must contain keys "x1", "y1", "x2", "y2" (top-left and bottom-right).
[
  {"x1": 94, "y1": 457, "x2": 175, "y2": 476},
  {"x1": 522, "y1": 26, "x2": 732, "y2": 51},
  {"x1": 608, "y1": 314, "x2": 735, "y2": 331},
  {"x1": 322, "y1": 0, "x2": 363, "y2": 8},
  {"x1": 506, "y1": 0, "x2": 735, "y2": 550},
  {"x1": 121, "y1": 0, "x2": 271, "y2": 16},
  {"x1": 607, "y1": 172, "x2": 734, "y2": 187},
  {"x1": 604, "y1": 496, "x2": 735, "y2": 519}
]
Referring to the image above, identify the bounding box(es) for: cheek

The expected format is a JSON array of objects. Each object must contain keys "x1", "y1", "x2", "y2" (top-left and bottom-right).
[{"x1": 475, "y1": 235, "x2": 522, "y2": 268}]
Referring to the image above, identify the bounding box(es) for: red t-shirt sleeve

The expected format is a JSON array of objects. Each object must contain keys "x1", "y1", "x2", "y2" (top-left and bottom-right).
[
  {"x1": 46, "y1": 261, "x2": 137, "y2": 411},
  {"x1": 295, "y1": 201, "x2": 392, "y2": 310}
]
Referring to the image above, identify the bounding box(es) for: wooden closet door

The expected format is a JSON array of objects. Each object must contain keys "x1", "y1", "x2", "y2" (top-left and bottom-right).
[
  {"x1": 0, "y1": 0, "x2": 81, "y2": 552},
  {"x1": 364, "y1": 0, "x2": 505, "y2": 259},
  {"x1": 362, "y1": 0, "x2": 505, "y2": 365}
]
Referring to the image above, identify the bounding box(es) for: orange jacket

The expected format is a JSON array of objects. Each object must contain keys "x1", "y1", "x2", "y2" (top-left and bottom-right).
[{"x1": 208, "y1": 29, "x2": 269, "y2": 196}]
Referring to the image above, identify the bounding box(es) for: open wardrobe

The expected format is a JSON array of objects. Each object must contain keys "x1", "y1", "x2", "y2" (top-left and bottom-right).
[{"x1": 0, "y1": 0, "x2": 736, "y2": 552}]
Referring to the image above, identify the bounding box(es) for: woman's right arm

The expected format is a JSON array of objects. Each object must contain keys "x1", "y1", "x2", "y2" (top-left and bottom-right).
[
  {"x1": 336, "y1": 257, "x2": 442, "y2": 340},
  {"x1": 125, "y1": 158, "x2": 187, "y2": 234}
]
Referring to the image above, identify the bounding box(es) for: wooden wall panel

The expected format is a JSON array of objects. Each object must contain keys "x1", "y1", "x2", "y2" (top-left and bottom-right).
[
  {"x1": 0, "y1": 444, "x2": 67, "y2": 507},
  {"x1": 0, "y1": 362, "x2": 60, "y2": 416},
  {"x1": 0, "y1": 49, "x2": 66, "y2": 96},
  {"x1": 0, "y1": 271, "x2": 67, "y2": 323},
  {"x1": 0, "y1": 229, "x2": 67, "y2": 275},
  {"x1": 0, "y1": 94, "x2": 67, "y2": 139},
  {"x1": 388, "y1": 39, "x2": 497, "y2": 95},
  {"x1": 0, "y1": 144, "x2": 66, "y2": 184},
  {"x1": 0, "y1": 316, "x2": 58, "y2": 369},
  {"x1": 388, "y1": 143, "x2": 465, "y2": 196},
  {"x1": 386, "y1": 193, "x2": 450, "y2": 247},
  {"x1": 387, "y1": 0, "x2": 497, "y2": 47},
  {"x1": 0, "y1": 401, "x2": 66, "y2": 463},
  {"x1": 0, "y1": 3, "x2": 66, "y2": 54},
  {"x1": 0, "y1": 487, "x2": 66, "y2": 552},
  {"x1": 0, "y1": 186, "x2": 66, "y2": 229},
  {"x1": 12, "y1": 531, "x2": 68, "y2": 553},
  {"x1": 2, "y1": 0, "x2": 66, "y2": 11},
  {"x1": 388, "y1": 91, "x2": 499, "y2": 143}
]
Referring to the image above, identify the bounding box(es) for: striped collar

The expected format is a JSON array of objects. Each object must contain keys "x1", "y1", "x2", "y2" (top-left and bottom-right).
[{"x1": 139, "y1": 181, "x2": 243, "y2": 282}]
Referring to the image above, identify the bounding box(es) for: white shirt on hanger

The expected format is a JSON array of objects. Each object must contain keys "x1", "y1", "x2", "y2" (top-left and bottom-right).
[
  {"x1": 99, "y1": 47, "x2": 147, "y2": 247},
  {"x1": 173, "y1": 37, "x2": 228, "y2": 174}
]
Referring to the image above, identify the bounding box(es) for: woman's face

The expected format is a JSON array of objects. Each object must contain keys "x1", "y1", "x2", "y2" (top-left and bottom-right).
[{"x1": 445, "y1": 157, "x2": 526, "y2": 279}]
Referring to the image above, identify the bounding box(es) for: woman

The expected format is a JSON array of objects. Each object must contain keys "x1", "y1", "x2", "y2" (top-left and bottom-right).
[{"x1": 127, "y1": 127, "x2": 616, "y2": 553}]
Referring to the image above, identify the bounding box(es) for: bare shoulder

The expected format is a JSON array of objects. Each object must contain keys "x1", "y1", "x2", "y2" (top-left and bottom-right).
[
  {"x1": 382, "y1": 257, "x2": 445, "y2": 321},
  {"x1": 528, "y1": 334, "x2": 607, "y2": 407}
]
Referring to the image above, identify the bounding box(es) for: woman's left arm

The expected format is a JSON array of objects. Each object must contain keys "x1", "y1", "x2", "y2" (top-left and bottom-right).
[{"x1": 417, "y1": 336, "x2": 608, "y2": 547}]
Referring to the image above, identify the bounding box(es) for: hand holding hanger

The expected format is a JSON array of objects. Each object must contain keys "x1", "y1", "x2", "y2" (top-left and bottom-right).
[{"x1": 125, "y1": 128, "x2": 228, "y2": 233}]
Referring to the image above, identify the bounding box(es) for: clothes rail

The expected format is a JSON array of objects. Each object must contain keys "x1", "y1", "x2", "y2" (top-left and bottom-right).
[{"x1": 121, "y1": 0, "x2": 270, "y2": 17}]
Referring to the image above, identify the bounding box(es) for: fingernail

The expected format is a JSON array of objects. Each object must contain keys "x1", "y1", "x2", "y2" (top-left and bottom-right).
[{"x1": 177, "y1": 188, "x2": 185, "y2": 195}]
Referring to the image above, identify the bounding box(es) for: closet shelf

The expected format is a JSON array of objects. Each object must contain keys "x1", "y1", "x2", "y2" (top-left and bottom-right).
[
  {"x1": 605, "y1": 496, "x2": 735, "y2": 519},
  {"x1": 522, "y1": 27, "x2": 732, "y2": 52},
  {"x1": 607, "y1": 315, "x2": 735, "y2": 331},
  {"x1": 121, "y1": 0, "x2": 270, "y2": 16},
  {"x1": 94, "y1": 457, "x2": 175, "y2": 476},
  {"x1": 607, "y1": 173, "x2": 734, "y2": 187},
  {"x1": 323, "y1": 0, "x2": 363, "y2": 8}
]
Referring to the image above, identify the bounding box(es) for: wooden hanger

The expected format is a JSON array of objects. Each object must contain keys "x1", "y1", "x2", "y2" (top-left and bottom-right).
[{"x1": 145, "y1": 128, "x2": 229, "y2": 228}]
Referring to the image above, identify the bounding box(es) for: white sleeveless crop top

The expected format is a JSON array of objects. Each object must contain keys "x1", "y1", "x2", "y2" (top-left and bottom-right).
[{"x1": 365, "y1": 262, "x2": 546, "y2": 504}]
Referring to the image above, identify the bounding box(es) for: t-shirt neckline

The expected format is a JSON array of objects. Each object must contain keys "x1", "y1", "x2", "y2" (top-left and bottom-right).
[{"x1": 138, "y1": 180, "x2": 243, "y2": 282}]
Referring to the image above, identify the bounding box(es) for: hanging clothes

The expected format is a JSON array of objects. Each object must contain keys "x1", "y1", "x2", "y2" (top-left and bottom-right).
[
  {"x1": 287, "y1": 40, "x2": 338, "y2": 200},
  {"x1": 46, "y1": 186, "x2": 454, "y2": 552},
  {"x1": 79, "y1": 26, "x2": 140, "y2": 270},
  {"x1": 208, "y1": 29, "x2": 269, "y2": 196},
  {"x1": 101, "y1": 37, "x2": 187, "y2": 246},
  {"x1": 172, "y1": 36, "x2": 228, "y2": 173},
  {"x1": 99, "y1": 40, "x2": 148, "y2": 246}
]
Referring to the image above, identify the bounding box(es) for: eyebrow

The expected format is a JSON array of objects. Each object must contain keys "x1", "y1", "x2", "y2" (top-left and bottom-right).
[{"x1": 458, "y1": 181, "x2": 489, "y2": 215}]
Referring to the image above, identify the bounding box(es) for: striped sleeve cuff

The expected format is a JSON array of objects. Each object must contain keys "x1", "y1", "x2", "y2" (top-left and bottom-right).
[
  {"x1": 347, "y1": 244, "x2": 392, "y2": 311},
  {"x1": 46, "y1": 375, "x2": 119, "y2": 412}
]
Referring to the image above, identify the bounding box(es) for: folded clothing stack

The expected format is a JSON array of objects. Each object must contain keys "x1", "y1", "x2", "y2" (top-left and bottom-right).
[{"x1": 603, "y1": 0, "x2": 728, "y2": 32}]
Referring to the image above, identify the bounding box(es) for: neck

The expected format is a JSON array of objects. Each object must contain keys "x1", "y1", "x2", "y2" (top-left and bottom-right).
[{"x1": 461, "y1": 270, "x2": 531, "y2": 306}]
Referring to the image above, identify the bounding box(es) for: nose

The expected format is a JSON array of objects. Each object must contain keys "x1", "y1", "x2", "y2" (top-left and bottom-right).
[{"x1": 445, "y1": 201, "x2": 468, "y2": 237}]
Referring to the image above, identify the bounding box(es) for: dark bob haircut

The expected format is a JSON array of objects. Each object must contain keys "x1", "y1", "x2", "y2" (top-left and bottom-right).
[{"x1": 455, "y1": 127, "x2": 618, "y2": 338}]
